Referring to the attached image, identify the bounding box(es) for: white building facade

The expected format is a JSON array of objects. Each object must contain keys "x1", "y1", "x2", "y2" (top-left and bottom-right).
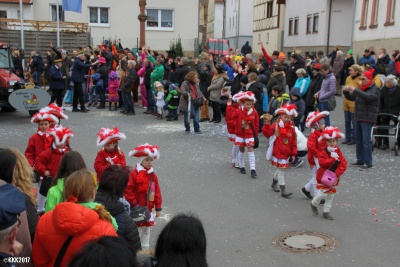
[
  {"x1": 0, "y1": 0, "x2": 33, "y2": 21},
  {"x1": 31, "y1": 0, "x2": 199, "y2": 56},
  {"x1": 352, "y1": 0, "x2": 399, "y2": 59},
  {"x1": 283, "y1": 0, "x2": 353, "y2": 57},
  {"x1": 225, "y1": 0, "x2": 253, "y2": 50},
  {"x1": 207, "y1": 0, "x2": 224, "y2": 39}
]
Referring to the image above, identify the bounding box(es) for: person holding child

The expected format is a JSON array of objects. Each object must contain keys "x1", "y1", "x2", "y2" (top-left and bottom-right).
[
  {"x1": 310, "y1": 126, "x2": 347, "y2": 220},
  {"x1": 262, "y1": 104, "x2": 298, "y2": 197},
  {"x1": 154, "y1": 81, "x2": 165, "y2": 120},
  {"x1": 125, "y1": 144, "x2": 162, "y2": 250}
]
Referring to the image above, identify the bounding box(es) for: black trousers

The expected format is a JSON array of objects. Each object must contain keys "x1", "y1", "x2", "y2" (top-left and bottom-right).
[
  {"x1": 378, "y1": 116, "x2": 400, "y2": 146},
  {"x1": 51, "y1": 89, "x2": 63, "y2": 107},
  {"x1": 73, "y1": 82, "x2": 85, "y2": 110},
  {"x1": 211, "y1": 100, "x2": 221, "y2": 122}
]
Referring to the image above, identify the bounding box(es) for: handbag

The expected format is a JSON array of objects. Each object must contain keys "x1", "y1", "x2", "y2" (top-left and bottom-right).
[
  {"x1": 327, "y1": 96, "x2": 336, "y2": 111},
  {"x1": 39, "y1": 176, "x2": 53, "y2": 196},
  {"x1": 249, "y1": 124, "x2": 259, "y2": 149},
  {"x1": 130, "y1": 178, "x2": 153, "y2": 224},
  {"x1": 188, "y1": 82, "x2": 203, "y2": 108}
]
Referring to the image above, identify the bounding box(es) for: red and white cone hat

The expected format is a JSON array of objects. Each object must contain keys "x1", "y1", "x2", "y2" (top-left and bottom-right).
[
  {"x1": 318, "y1": 126, "x2": 345, "y2": 142},
  {"x1": 305, "y1": 111, "x2": 329, "y2": 128},
  {"x1": 274, "y1": 103, "x2": 298, "y2": 117},
  {"x1": 31, "y1": 109, "x2": 59, "y2": 124},
  {"x1": 233, "y1": 91, "x2": 256, "y2": 103},
  {"x1": 96, "y1": 127, "x2": 126, "y2": 147},
  {"x1": 47, "y1": 125, "x2": 74, "y2": 146},
  {"x1": 129, "y1": 143, "x2": 160, "y2": 160},
  {"x1": 43, "y1": 103, "x2": 68, "y2": 120}
]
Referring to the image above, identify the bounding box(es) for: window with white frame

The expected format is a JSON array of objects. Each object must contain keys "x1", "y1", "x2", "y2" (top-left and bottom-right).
[
  {"x1": 146, "y1": 9, "x2": 174, "y2": 30},
  {"x1": 50, "y1": 4, "x2": 65, "y2": 21},
  {"x1": 89, "y1": 7, "x2": 109, "y2": 26}
]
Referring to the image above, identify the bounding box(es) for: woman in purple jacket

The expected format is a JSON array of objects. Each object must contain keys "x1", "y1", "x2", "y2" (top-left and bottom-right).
[{"x1": 314, "y1": 64, "x2": 336, "y2": 126}]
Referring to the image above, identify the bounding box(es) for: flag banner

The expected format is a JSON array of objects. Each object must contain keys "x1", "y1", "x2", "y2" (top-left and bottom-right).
[{"x1": 62, "y1": 0, "x2": 82, "y2": 14}]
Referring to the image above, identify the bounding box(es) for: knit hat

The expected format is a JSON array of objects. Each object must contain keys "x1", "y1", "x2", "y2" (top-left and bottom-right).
[
  {"x1": 169, "y1": 83, "x2": 178, "y2": 91},
  {"x1": 274, "y1": 103, "x2": 298, "y2": 117},
  {"x1": 43, "y1": 103, "x2": 68, "y2": 120},
  {"x1": 318, "y1": 126, "x2": 345, "y2": 142},
  {"x1": 233, "y1": 91, "x2": 256, "y2": 103},
  {"x1": 129, "y1": 143, "x2": 160, "y2": 160},
  {"x1": 348, "y1": 49, "x2": 353, "y2": 55},
  {"x1": 305, "y1": 111, "x2": 329, "y2": 128},
  {"x1": 240, "y1": 75, "x2": 249, "y2": 84},
  {"x1": 31, "y1": 109, "x2": 59, "y2": 124},
  {"x1": 97, "y1": 127, "x2": 126, "y2": 147},
  {"x1": 362, "y1": 68, "x2": 375, "y2": 80},
  {"x1": 278, "y1": 52, "x2": 286, "y2": 59},
  {"x1": 47, "y1": 125, "x2": 74, "y2": 146}
]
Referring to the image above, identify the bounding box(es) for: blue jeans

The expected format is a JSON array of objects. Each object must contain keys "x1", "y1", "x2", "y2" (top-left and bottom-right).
[
  {"x1": 354, "y1": 121, "x2": 373, "y2": 166},
  {"x1": 146, "y1": 89, "x2": 156, "y2": 112},
  {"x1": 317, "y1": 101, "x2": 330, "y2": 126},
  {"x1": 32, "y1": 71, "x2": 43, "y2": 85},
  {"x1": 344, "y1": 111, "x2": 355, "y2": 142},
  {"x1": 122, "y1": 91, "x2": 134, "y2": 113},
  {"x1": 183, "y1": 107, "x2": 200, "y2": 132},
  {"x1": 82, "y1": 81, "x2": 88, "y2": 102},
  {"x1": 89, "y1": 86, "x2": 99, "y2": 103}
]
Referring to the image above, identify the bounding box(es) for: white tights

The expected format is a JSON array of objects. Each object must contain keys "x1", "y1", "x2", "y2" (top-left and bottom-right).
[{"x1": 139, "y1": 226, "x2": 151, "y2": 250}]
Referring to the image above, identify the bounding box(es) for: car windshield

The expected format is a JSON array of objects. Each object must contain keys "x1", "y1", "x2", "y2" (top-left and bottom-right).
[{"x1": 0, "y1": 48, "x2": 12, "y2": 69}]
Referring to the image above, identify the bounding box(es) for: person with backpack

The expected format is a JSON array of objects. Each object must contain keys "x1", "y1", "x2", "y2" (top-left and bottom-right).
[{"x1": 29, "y1": 50, "x2": 45, "y2": 87}]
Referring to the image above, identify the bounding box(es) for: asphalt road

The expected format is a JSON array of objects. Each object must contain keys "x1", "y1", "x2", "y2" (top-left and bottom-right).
[{"x1": 1, "y1": 99, "x2": 399, "y2": 267}]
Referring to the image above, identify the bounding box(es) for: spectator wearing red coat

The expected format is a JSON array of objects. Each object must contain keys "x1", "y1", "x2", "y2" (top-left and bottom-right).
[
  {"x1": 125, "y1": 144, "x2": 162, "y2": 250},
  {"x1": 225, "y1": 97, "x2": 240, "y2": 168},
  {"x1": 35, "y1": 126, "x2": 73, "y2": 213},
  {"x1": 301, "y1": 111, "x2": 329, "y2": 200},
  {"x1": 231, "y1": 91, "x2": 259, "y2": 178},
  {"x1": 32, "y1": 170, "x2": 117, "y2": 267},
  {"x1": 262, "y1": 104, "x2": 298, "y2": 198},
  {"x1": 310, "y1": 127, "x2": 347, "y2": 220},
  {"x1": 94, "y1": 127, "x2": 127, "y2": 181}
]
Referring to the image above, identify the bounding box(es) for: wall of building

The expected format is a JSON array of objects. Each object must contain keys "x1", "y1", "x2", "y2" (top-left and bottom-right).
[
  {"x1": 32, "y1": 0, "x2": 198, "y2": 56},
  {"x1": 0, "y1": 3, "x2": 33, "y2": 20},
  {"x1": 214, "y1": 2, "x2": 224, "y2": 39}
]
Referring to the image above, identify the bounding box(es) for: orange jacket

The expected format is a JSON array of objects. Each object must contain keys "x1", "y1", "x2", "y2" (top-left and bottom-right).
[{"x1": 32, "y1": 202, "x2": 117, "y2": 267}]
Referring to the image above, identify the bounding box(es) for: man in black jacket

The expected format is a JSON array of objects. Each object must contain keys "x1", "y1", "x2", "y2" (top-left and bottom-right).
[
  {"x1": 286, "y1": 53, "x2": 305, "y2": 90},
  {"x1": 241, "y1": 41, "x2": 252, "y2": 56},
  {"x1": 376, "y1": 48, "x2": 392, "y2": 75},
  {"x1": 29, "y1": 50, "x2": 45, "y2": 87},
  {"x1": 49, "y1": 59, "x2": 66, "y2": 107},
  {"x1": 172, "y1": 57, "x2": 190, "y2": 86}
]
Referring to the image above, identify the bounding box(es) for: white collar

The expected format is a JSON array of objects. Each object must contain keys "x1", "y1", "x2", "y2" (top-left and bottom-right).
[
  {"x1": 240, "y1": 106, "x2": 253, "y2": 116},
  {"x1": 136, "y1": 163, "x2": 154, "y2": 174}
]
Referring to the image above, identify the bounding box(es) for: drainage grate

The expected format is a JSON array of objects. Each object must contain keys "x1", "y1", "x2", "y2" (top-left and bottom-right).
[{"x1": 272, "y1": 231, "x2": 339, "y2": 254}]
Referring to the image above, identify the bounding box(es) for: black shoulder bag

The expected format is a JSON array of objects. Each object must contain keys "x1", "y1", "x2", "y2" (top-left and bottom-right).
[
  {"x1": 249, "y1": 124, "x2": 260, "y2": 149},
  {"x1": 53, "y1": 236, "x2": 73, "y2": 267}
]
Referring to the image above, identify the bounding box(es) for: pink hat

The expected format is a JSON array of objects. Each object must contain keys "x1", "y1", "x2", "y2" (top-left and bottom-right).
[
  {"x1": 318, "y1": 126, "x2": 345, "y2": 142},
  {"x1": 31, "y1": 109, "x2": 59, "y2": 124},
  {"x1": 97, "y1": 127, "x2": 126, "y2": 147},
  {"x1": 274, "y1": 103, "x2": 298, "y2": 117},
  {"x1": 129, "y1": 143, "x2": 160, "y2": 160},
  {"x1": 99, "y1": 57, "x2": 106, "y2": 64}
]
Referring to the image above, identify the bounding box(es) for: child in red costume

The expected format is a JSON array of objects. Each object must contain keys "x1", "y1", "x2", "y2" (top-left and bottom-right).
[
  {"x1": 225, "y1": 92, "x2": 241, "y2": 168},
  {"x1": 262, "y1": 103, "x2": 298, "y2": 197},
  {"x1": 94, "y1": 127, "x2": 127, "y2": 181},
  {"x1": 301, "y1": 111, "x2": 329, "y2": 200},
  {"x1": 35, "y1": 125, "x2": 73, "y2": 212},
  {"x1": 231, "y1": 91, "x2": 259, "y2": 178},
  {"x1": 125, "y1": 143, "x2": 162, "y2": 250},
  {"x1": 310, "y1": 126, "x2": 347, "y2": 220}
]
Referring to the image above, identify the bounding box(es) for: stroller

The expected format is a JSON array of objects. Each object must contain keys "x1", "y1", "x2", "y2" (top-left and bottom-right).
[{"x1": 371, "y1": 112, "x2": 400, "y2": 156}]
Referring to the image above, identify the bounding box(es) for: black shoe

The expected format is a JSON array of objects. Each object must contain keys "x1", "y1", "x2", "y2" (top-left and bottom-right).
[
  {"x1": 280, "y1": 185, "x2": 292, "y2": 198},
  {"x1": 373, "y1": 141, "x2": 380, "y2": 148},
  {"x1": 173, "y1": 117, "x2": 179, "y2": 121},
  {"x1": 250, "y1": 170, "x2": 257, "y2": 178},
  {"x1": 209, "y1": 119, "x2": 215, "y2": 123},
  {"x1": 271, "y1": 179, "x2": 280, "y2": 192},
  {"x1": 350, "y1": 162, "x2": 364, "y2": 166},
  {"x1": 166, "y1": 118, "x2": 172, "y2": 121},
  {"x1": 72, "y1": 109, "x2": 80, "y2": 112},
  {"x1": 301, "y1": 187, "x2": 313, "y2": 200},
  {"x1": 87, "y1": 102, "x2": 93, "y2": 107},
  {"x1": 125, "y1": 112, "x2": 136, "y2": 116},
  {"x1": 195, "y1": 131, "x2": 202, "y2": 134},
  {"x1": 214, "y1": 120, "x2": 221, "y2": 123},
  {"x1": 347, "y1": 140, "x2": 356, "y2": 145},
  {"x1": 81, "y1": 108, "x2": 89, "y2": 113},
  {"x1": 380, "y1": 144, "x2": 389, "y2": 150},
  {"x1": 359, "y1": 165, "x2": 373, "y2": 171},
  {"x1": 293, "y1": 159, "x2": 304, "y2": 168},
  {"x1": 311, "y1": 202, "x2": 318, "y2": 215},
  {"x1": 342, "y1": 140, "x2": 349, "y2": 144},
  {"x1": 239, "y1": 168, "x2": 246, "y2": 174}
]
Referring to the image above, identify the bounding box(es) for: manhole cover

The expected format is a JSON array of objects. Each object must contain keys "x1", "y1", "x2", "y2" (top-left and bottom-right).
[{"x1": 272, "y1": 231, "x2": 339, "y2": 253}]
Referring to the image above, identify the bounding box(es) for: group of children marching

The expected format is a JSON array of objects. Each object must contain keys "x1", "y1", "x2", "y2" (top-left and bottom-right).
[
  {"x1": 25, "y1": 104, "x2": 162, "y2": 249},
  {"x1": 225, "y1": 91, "x2": 347, "y2": 220}
]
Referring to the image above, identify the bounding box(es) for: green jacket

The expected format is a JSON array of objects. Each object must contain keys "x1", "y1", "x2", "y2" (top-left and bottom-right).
[
  {"x1": 165, "y1": 89, "x2": 179, "y2": 109},
  {"x1": 45, "y1": 178, "x2": 65, "y2": 212},
  {"x1": 148, "y1": 54, "x2": 165, "y2": 94}
]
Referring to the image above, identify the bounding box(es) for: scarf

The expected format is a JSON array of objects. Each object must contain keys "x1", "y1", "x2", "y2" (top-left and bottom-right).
[
  {"x1": 79, "y1": 202, "x2": 118, "y2": 230},
  {"x1": 38, "y1": 131, "x2": 52, "y2": 149},
  {"x1": 277, "y1": 118, "x2": 293, "y2": 137},
  {"x1": 360, "y1": 79, "x2": 373, "y2": 92},
  {"x1": 100, "y1": 148, "x2": 120, "y2": 165},
  {"x1": 327, "y1": 146, "x2": 339, "y2": 159},
  {"x1": 135, "y1": 163, "x2": 154, "y2": 193}
]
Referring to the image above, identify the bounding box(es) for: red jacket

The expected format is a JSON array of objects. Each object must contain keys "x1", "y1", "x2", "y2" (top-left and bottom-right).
[
  {"x1": 94, "y1": 149, "x2": 126, "y2": 181},
  {"x1": 307, "y1": 130, "x2": 325, "y2": 168},
  {"x1": 25, "y1": 132, "x2": 52, "y2": 167},
  {"x1": 35, "y1": 146, "x2": 70, "y2": 177},
  {"x1": 225, "y1": 104, "x2": 238, "y2": 134},
  {"x1": 125, "y1": 163, "x2": 162, "y2": 226},
  {"x1": 316, "y1": 146, "x2": 347, "y2": 193},
  {"x1": 262, "y1": 121, "x2": 297, "y2": 159},
  {"x1": 232, "y1": 107, "x2": 259, "y2": 138},
  {"x1": 32, "y1": 202, "x2": 117, "y2": 267}
]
